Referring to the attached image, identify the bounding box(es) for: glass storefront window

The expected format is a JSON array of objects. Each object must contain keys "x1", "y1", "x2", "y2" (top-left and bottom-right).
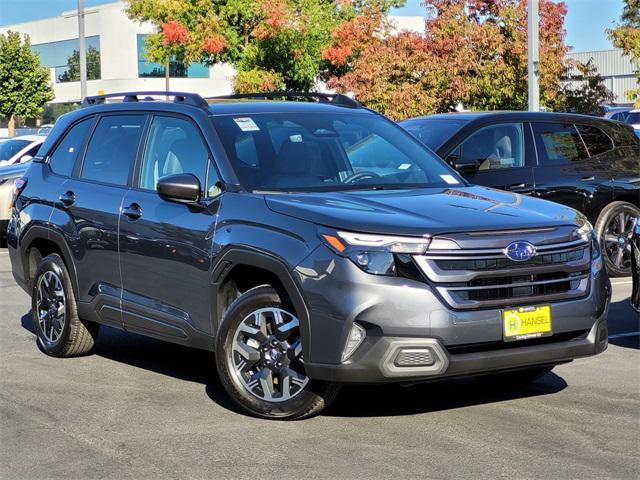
[
  {"x1": 32, "y1": 36, "x2": 101, "y2": 83},
  {"x1": 136, "y1": 34, "x2": 209, "y2": 79}
]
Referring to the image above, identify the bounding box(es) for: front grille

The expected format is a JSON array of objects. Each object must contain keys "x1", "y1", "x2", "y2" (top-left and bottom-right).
[
  {"x1": 435, "y1": 248, "x2": 585, "y2": 271},
  {"x1": 413, "y1": 228, "x2": 591, "y2": 309}
]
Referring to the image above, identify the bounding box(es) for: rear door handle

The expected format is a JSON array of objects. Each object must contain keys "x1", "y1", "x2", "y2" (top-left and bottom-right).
[
  {"x1": 122, "y1": 203, "x2": 142, "y2": 220},
  {"x1": 507, "y1": 183, "x2": 533, "y2": 193},
  {"x1": 58, "y1": 191, "x2": 75, "y2": 207}
]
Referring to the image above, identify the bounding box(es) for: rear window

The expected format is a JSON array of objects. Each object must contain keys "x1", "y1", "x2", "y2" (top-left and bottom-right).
[
  {"x1": 576, "y1": 125, "x2": 613, "y2": 156},
  {"x1": 400, "y1": 119, "x2": 467, "y2": 150},
  {"x1": 532, "y1": 122, "x2": 588, "y2": 164},
  {"x1": 211, "y1": 112, "x2": 461, "y2": 192}
]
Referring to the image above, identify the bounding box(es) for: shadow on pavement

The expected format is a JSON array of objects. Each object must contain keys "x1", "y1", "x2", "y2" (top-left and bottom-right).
[
  {"x1": 324, "y1": 373, "x2": 567, "y2": 418},
  {"x1": 21, "y1": 311, "x2": 568, "y2": 418},
  {"x1": 607, "y1": 298, "x2": 640, "y2": 350}
]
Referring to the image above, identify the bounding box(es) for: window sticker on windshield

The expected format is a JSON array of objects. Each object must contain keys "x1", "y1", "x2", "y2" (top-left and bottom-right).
[
  {"x1": 398, "y1": 163, "x2": 411, "y2": 170},
  {"x1": 233, "y1": 117, "x2": 260, "y2": 132},
  {"x1": 440, "y1": 174, "x2": 460, "y2": 185},
  {"x1": 289, "y1": 134, "x2": 303, "y2": 143}
]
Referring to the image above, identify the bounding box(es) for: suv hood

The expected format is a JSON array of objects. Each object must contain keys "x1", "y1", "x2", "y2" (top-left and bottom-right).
[{"x1": 264, "y1": 186, "x2": 582, "y2": 236}]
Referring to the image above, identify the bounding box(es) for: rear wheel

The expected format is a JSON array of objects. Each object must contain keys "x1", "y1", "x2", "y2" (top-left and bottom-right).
[
  {"x1": 32, "y1": 254, "x2": 99, "y2": 357},
  {"x1": 596, "y1": 201, "x2": 639, "y2": 277},
  {"x1": 216, "y1": 285, "x2": 340, "y2": 420}
]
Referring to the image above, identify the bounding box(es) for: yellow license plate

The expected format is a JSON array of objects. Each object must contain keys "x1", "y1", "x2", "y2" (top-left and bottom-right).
[{"x1": 503, "y1": 306, "x2": 552, "y2": 341}]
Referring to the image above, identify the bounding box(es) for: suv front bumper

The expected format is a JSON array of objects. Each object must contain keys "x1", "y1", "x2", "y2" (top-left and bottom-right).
[
  {"x1": 305, "y1": 316, "x2": 608, "y2": 383},
  {"x1": 296, "y1": 246, "x2": 611, "y2": 384}
]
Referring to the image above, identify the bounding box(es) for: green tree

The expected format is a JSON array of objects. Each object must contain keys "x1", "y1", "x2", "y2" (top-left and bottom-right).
[
  {"x1": 608, "y1": 0, "x2": 640, "y2": 106},
  {"x1": 0, "y1": 31, "x2": 54, "y2": 137},
  {"x1": 57, "y1": 45, "x2": 101, "y2": 82}
]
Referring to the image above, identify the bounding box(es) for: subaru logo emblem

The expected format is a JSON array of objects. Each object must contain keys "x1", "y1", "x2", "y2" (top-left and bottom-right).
[{"x1": 504, "y1": 241, "x2": 537, "y2": 262}]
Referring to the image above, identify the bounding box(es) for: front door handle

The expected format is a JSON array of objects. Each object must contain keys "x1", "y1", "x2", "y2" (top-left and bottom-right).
[
  {"x1": 122, "y1": 203, "x2": 142, "y2": 220},
  {"x1": 581, "y1": 176, "x2": 595, "y2": 181},
  {"x1": 59, "y1": 191, "x2": 75, "y2": 207}
]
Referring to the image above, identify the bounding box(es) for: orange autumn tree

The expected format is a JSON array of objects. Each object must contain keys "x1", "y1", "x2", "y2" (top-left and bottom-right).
[{"x1": 324, "y1": 0, "x2": 570, "y2": 119}]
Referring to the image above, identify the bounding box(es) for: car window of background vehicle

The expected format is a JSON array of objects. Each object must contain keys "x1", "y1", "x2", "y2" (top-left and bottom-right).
[
  {"x1": 576, "y1": 125, "x2": 614, "y2": 156},
  {"x1": 532, "y1": 123, "x2": 589, "y2": 164},
  {"x1": 457, "y1": 123, "x2": 525, "y2": 171},
  {"x1": 0, "y1": 139, "x2": 30, "y2": 161}
]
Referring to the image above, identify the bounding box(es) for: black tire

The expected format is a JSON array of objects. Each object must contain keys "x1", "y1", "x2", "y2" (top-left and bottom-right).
[
  {"x1": 479, "y1": 366, "x2": 553, "y2": 386},
  {"x1": 31, "y1": 254, "x2": 99, "y2": 357},
  {"x1": 595, "y1": 201, "x2": 639, "y2": 277},
  {"x1": 216, "y1": 285, "x2": 340, "y2": 420}
]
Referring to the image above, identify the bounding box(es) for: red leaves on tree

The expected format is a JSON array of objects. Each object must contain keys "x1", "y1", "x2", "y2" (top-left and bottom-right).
[
  {"x1": 202, "y1": 34, "x2": 227, "y2": 54},
  {"x1": 325, "y1": 0, "x2": 570, "y2": 119},
  {"x1": 253, "y1": 0, "x2": 289, "y2": 40},
  {"x1": 162, "y1": 20, "x2": 189, "y2": 45}
]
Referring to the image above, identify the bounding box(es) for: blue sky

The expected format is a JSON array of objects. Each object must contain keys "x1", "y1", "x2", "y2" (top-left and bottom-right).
[{"x1": 0, "y1": 0, "x2": 625, "y2": 52}]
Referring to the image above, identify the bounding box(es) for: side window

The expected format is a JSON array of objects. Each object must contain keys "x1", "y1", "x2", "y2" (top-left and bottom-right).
[
  {"x1": 20, "y1": 143, "x2": 42, "y2": 162},
  {"x1": 576, "y1": 124, "x2": 614, "y2": 157},
  {"x1": 532, "y1": 122, "x2": 588, "y2": 165},
  {"x1": 140, "y1": 116, "x2": 210, "y2": 193},
  {"x1": 48, "y1": 118, "x2": 94, "y2": 176},
  {"x1": 458, "y1": 123, "x2": 524, "y2": 171},
  {"x1": 81, "y1": 115, "x2": 145, "y2": 186}
]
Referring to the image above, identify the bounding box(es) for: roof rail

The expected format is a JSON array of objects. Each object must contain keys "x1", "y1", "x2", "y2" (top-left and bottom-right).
[
  {"x1": 81, "y1": 91, "x2": 209, "y2": 109},
  {"x1": 209, "y1": 91, "x2": 362, "y2": 109}
]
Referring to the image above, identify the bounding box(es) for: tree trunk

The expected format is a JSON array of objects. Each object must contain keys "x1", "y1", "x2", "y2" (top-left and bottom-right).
[{"x1": 8, "y1": 115, "x2": 15, "y2": 138}]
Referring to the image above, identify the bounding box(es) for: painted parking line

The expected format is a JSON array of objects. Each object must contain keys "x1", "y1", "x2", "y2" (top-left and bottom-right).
[
  {"x1": 610, "y1": 279, "x2": 633, "y2": 285},
  {"x1": 608, "y1": 331, "x2": 640, "y2": 340}
]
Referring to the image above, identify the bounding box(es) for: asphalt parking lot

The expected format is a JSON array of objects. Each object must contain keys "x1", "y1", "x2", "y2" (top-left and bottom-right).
[{"x1": 0, "y1": 249, "x2": 638, "y2": 480}]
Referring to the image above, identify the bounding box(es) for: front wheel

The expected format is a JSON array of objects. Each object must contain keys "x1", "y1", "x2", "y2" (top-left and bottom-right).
[
  {"x1": 216, "y1": 285, "x2": 340, "y2": 420},
  {"x1": 596, "y1": 201, "x2": 639, "y2": 277}
]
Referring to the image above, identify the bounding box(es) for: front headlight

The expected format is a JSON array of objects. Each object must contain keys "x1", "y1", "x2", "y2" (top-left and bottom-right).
[{"x1": 319, "y1": 228, "x2": 430, "y2": 276}]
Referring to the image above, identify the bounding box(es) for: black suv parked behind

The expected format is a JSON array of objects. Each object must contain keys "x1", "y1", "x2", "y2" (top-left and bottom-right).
[
  {"x1": 400, "y1": 112, "x2": 640, "y2": 276},
  {"x1": 8, "y1": 92, "x2": 610, "y2": 419}
]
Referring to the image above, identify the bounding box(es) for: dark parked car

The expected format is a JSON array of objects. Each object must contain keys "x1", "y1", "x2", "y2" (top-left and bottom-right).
[
  {"x1": 631, "y1": 217, "x2": 640, "y2": 312},
  {"x1": 400, "y1": 112, "x2": 640, "y2": 277},
  {"x1": 8, "y1": 92, "x2": 610, "y2": 420}
]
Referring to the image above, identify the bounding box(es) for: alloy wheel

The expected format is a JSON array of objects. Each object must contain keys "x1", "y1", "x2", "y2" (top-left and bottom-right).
[
  {"x1": 230, "y1": 307, "x2": 309, "y2": 402},
  {"x1": 36, "y1": 271, "x2": 66, "y2": 343},
  {"x1": 603, "y1": 210, "x2": 635, "y2": 271}
]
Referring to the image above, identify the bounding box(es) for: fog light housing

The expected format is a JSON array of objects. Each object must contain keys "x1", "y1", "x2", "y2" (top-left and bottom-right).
[{"x1": 342, "y1": 323, "x2": 366, "y2": 361}]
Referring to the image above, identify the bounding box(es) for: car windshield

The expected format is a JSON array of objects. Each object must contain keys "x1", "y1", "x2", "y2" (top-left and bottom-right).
[
  {"x1": 0, "y1": 139, "x2": 30, "y2": 161},
  {"x1": 211, "y1": 111, "x2": 462, "y2": 192},
  {"x1": 400, "y1": 118, "x2": 467, "y2": 150}
]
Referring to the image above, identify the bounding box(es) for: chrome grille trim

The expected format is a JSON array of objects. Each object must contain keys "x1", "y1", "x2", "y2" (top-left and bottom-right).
[{"x1": 414, "y1": 235, "x2": 591, "y2": 309}]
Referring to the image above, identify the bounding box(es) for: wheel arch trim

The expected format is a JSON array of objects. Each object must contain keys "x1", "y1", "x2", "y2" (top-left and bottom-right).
[{"x1": 211, "y1": 247, "x2": 313, "y2": 359}]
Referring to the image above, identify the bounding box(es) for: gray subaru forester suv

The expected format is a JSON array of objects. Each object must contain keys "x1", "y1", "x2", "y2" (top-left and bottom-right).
[{"x1": 7, "y1": 92, "x2": 610, "y2": 419}]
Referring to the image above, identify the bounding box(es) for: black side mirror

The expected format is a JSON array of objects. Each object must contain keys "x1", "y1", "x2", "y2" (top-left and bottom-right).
[{"x1": 157, "y1": 174, "x2": 201, "y2": 205}]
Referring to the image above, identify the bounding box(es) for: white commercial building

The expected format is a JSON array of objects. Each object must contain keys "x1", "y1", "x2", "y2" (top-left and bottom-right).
[{"x1": 0, "y1": 1, "x2": 424, "y2": 104}]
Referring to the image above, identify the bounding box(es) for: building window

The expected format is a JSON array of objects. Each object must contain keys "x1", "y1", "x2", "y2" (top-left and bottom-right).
[
  {"x1": 136, "y1": 34, "x2": 209, "y2": 79},
  {"x1": 32, "y1": 36, "x2": 101, "y2": 83}
]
